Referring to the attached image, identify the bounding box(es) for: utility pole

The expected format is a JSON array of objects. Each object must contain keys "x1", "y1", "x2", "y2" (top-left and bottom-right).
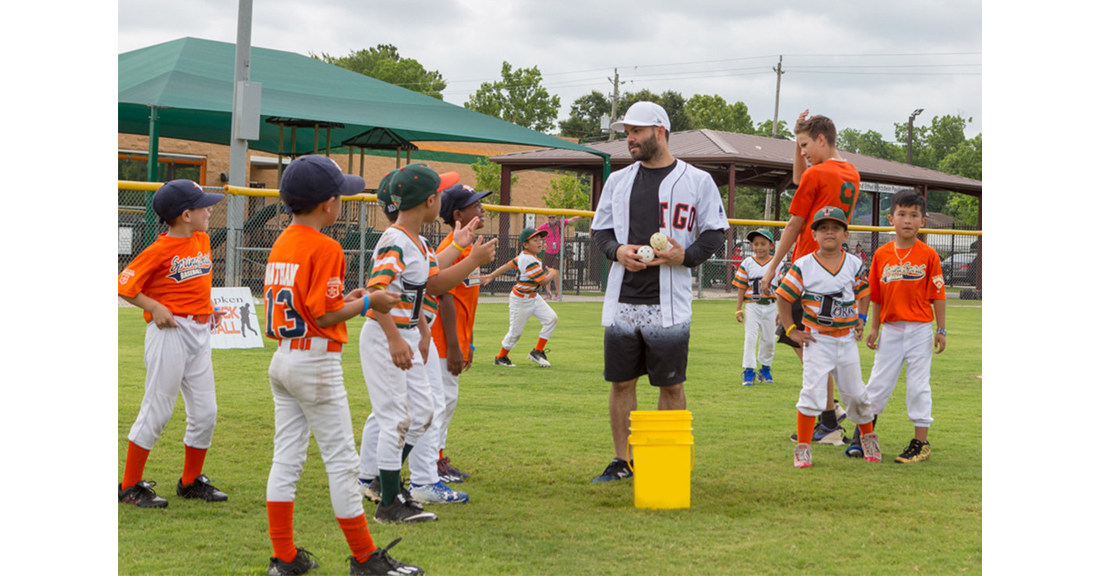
[
  {"x1": 766, "y1": 56, "x2": 785, "y2": 218},
  {"x1": 607, "y1": 68, "x2": 624, "y2": 141}
]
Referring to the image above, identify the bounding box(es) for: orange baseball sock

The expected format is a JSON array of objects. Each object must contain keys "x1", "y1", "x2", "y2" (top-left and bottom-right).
[
  {"x1": 535, "y1": 338, "x2": 548, "y2": 352},
  {"x1": 267, "y1": 501, "x2": 297, "y2": 563},
  {"x1": 497, "y1": 347, "x2": 508, "y2": 358},
  {"x1": 858, "y1": 421, "x2": 875, "y2": 436},
  {"x1": 338, "y1": 514, "x2": 376, "y2": 563},
  {"x1": 796, "y1": 411, "x2": 817, "y2": 444},
  {"x1": 121, "y1": 441, "x2": 151, "y2": 491},
  {"x1": 182, "y1": 445, "x2": 207, "y2": 486}
]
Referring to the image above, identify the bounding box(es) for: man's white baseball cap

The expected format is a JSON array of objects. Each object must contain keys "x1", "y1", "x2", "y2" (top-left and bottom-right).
[{"x1": 610, "y1": 101, "x2": 671, "y2": 133}]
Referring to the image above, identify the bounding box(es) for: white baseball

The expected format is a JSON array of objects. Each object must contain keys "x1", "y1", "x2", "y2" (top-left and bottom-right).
[
  {"x1": 637, "y1": 245, "x2": 655, "y2": 263},
  {"x1": 650, "y1": 232, "x2": 670, "y2": 251}
]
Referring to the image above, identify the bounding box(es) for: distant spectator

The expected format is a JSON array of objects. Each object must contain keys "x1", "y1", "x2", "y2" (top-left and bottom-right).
[{"x1": 536, "y1": 214, "x2": 584, "y2": 300}]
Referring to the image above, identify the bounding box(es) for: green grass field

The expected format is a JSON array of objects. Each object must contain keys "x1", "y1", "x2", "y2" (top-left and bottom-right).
[{"x1": 118, "y1": 297, "x2": 982, "y2": 575}]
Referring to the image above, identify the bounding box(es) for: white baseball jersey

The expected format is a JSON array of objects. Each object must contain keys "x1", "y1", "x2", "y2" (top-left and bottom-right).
[
  {"x1": 594, "y1": 159, "x2": 730, "y2": 327},
  {"x1": 733, "y1": 255, "x2": 778, "y2": 304},
  {"x1": 777, "y1": 252, "x2": 868, "y2": 335}
]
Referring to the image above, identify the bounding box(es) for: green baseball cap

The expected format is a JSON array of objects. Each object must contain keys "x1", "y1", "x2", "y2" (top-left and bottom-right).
[
  {"x1": 746, "y1": 228, "x2": 774, "y2": 244},
  {"x1": 810, "y1": 206, "x2": 849, "y2": 230},
  {"x1": 519, "y1": 227, "x2": 548, "y2": 246},
  {"x1": 376, "y1": 169, "x2": 399, "y2": 216},
  {"x1": 389, "y1": 163, "x2": 441, "y2": 210}
]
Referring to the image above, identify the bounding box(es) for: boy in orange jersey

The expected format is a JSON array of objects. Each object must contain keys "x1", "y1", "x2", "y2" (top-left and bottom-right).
[
  {"x1": 360, "y1": 164, "x2": 496, "y2": 524},
  {"x1": 262, "y1": 155, "x2": 420, "y2": 576},
  {"x1": 764, "y1": 110, "x2": 861, "y2": 441},
  {"x1": 482, "y1": 227, "x2": 559, "y2": 367},
  {"x1": 118, "y1": 179, "x2": 228, "y2": 509},
  {"x1": 428, "y1": 184, "x2": 495, "y2": 484},
  {"x1": 776, "y1": 207, "x2": 877, "y2": 469},
  {"x1": 855, "y1": 190, "x2": 947, "y2": 463}
]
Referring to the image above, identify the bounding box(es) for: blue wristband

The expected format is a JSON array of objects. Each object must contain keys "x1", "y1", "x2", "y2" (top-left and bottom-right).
[
  {"x1": 361, "y1": 297, "x2": 369, "y2": 316},
  {"x1": 469, "y1": 345, "x2": 475, "y2": 352},
  {"x1": 858, "y1": 314, "x2": 867, "y2": 322}
]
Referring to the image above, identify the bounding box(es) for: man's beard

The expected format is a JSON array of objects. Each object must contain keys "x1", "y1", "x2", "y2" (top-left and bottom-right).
[{"x1": 629, "y1": 131, "x2": 660, "y2": 163}]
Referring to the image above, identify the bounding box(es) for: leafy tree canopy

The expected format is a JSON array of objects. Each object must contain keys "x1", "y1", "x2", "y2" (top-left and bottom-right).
[
  {"x1": 316, "y1": 44, "x2": 446, "y2": 99},
  {"x1": 465, "y1": 62, "x2": 561, "y2": 133}
]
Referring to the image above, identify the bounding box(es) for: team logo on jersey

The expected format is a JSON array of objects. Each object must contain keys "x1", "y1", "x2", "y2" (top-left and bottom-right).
[
  {"x1": 882, "y1": 262, "x2": 926, "y2": 284},
  {"x1": 326, "y1": 276, "x2": 342, "y2": 299},
  {"x1": 167, "y1": 252, "x2": 213, "y2": 283},
  {"x1": 932, "y1": 273, "x2": 945, "y2": 290},
  {"x1": 119, "y1": 268, "x2": 135, "y2": 285}
]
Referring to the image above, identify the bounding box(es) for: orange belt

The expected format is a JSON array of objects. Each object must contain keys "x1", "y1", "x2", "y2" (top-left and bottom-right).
[
  {"x1": 184, "y1": 314, "x2": 211, "y2": 323},
  {"x1": 288, "y1": 338, "x2": 342, "y2": 353}
]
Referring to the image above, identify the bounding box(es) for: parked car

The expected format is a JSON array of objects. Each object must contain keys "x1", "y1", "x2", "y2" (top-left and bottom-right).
[{"x1": 942, "y1": 253, "x2": 977, "y2": 285}]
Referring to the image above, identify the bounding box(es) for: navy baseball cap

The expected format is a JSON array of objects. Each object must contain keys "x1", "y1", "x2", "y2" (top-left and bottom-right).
[
  {"x1": 439, "y1": 184, "x2": 492, "y2": 226},
  {"x1": 279, "y1": 155, "x2": 365, "y2": 213},
  {"x1": 811, "y1": 206, "x2": 849, "y2": 230},
  {"x1": 152, "y1": 179, "x2": 224, "y2": 223}
]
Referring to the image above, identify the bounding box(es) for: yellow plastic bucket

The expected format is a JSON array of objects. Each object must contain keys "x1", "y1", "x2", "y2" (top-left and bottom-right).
[{"x1": 628, "y1": 410, "x2": 694, "y2": 510}]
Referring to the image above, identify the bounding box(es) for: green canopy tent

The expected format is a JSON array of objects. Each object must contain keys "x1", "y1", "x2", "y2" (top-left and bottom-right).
[{"x1": 118, "y1": 37, "x2": 604, "y2": 158}]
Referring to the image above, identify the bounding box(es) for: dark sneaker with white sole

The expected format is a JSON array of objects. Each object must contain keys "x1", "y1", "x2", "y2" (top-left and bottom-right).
[
  {"x1": 528, "y1": 349, "x2": 551, "y2": 367},
  {"x1": 494, "y1": 355, "x2": 514, "y2": 367},
  {"x1": 591, "y1": 458, "x2": 633, "y2": 483},
  {"x1": 373, "y1": 493, "x2": 437, "y2": 524},
  {"x1": 349, "y1": 538, "x2": 423, "y2": 575},
  {"x1": 119, "y1": 480, "x2": 168, "y2": 508},
  {"x1": 177, "y1": 474, "x2": 228, "y2": 502}
]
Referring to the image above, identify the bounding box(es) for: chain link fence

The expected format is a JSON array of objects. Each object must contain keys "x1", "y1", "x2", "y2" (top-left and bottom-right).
[{"x1": 119, "y1": 185, "x2": 982, "y2": 300}]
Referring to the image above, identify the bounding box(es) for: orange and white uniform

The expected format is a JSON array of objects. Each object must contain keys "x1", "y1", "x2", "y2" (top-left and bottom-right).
[
  {"x1": 498, "y1": 251, "x2": 558, "y2": 354},
  {"x1": 118, "y1": 231, "x2": 218, "y2": 452},
  {"x1": 360, "y1": 224, "x2": 438, "y2": 473},
  {"x1": 865, "y1": 240, "x2": 946, "y2": 426},
  {"x1": 789, "y1": 160, "x2": 860, "y2": 261},
  {"x1": 732, "y1": 255, "x2": 778, "y2": 371},
  {"x1": 263, "y1": 224, "x2": 365, "y2": 520},
  {"x1": 429, "y1": 230, "x2": 482, "y2": 459},
  {"x1": 777, "y1": 251, "x2": 874, "y2": 425}
]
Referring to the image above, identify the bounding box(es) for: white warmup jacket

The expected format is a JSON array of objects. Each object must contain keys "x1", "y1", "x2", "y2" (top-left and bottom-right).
[{"x1": 593, "y1": 159, "x2": 729, "y2": 328}]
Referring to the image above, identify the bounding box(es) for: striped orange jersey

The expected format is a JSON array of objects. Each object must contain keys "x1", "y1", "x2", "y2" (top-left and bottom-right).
[
  {"x1": 430, "y1": 231, "x2": 482, "y2": 362},
  {"x1": 508, "y1": 252, "x2": 550, "y2": 298},
  {"x1": 777, "y1": 251, "x2": 869, "y2": 334},
  {"x1": 869, "y1": 240, "x2": 945, "y2": 324},
  {"x1": 732, "y1": 255, "x2": 777, "y2": 304},
  {"x1": 263, "y1": 224, "x2": 351, "y2": 344},
  {"x1": 789, "y1": 160, "x2": 860, "y2": 260},
  {"x1": 365, "y1": 224, "x2": 438, "y2": 329},
  {"x1": 421, "y1": 235, "x2": 440, "y2": 325},
  {"x1": 118, "y1": 231, "x2": 215, "y2": 323}
]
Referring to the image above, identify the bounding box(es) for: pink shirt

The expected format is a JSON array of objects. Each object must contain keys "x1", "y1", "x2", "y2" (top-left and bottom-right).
[{"x1": 536, "y1": 217, "x2": 580, "y2": 255}]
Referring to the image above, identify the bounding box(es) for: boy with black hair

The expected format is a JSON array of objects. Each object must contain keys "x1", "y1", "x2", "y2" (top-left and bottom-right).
[
  {"x1": 482, "y1": 227, "x2": 559, "y2": 367},
  {"x1": 855, "y1": 190, "x2": 947, "y2": 463},
  {"x1": 732, "y1": 228, "x2": 778, "y2": 385},
  {"x1": 118, "y1": 179, "x2": 228, "y2": 509},
  {"x1": 262, "y1": 155, "x2": 419, "y2": 576}
]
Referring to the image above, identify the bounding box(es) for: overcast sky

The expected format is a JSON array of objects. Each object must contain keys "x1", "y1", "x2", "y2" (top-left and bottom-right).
[{"x1": 117, "y1": 0, "x2": 982, "y2": 142}]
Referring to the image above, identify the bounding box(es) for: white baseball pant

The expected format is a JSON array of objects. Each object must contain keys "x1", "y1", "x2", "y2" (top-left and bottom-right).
[
  {"x1": 437, "y1": 357, "x2": 460, "y2": 453},
  {"x1": 866, "y1": 321, "x2": 935, "y2": 427},
  {"x1": 266, "y1": 339, "x2": 362, "y2": 519},
  {"x1": 741, "y1": 302, "x2": 777, "y2": 369},
  {"x1": 796, "y1": 331, "x2": 874, "y2": 425},
  {"x1": 360, "y1": 338, "x2": 444, "y2": 485},
  {"x1": 500, "y1": 294, "x2": 557, "y2": 351},
  {"x1": 359, "y1": 319, "x2": 435, "y2": 472},
  {"x1": 127, "y1": 316, "x2": 218, "y2": 450}
]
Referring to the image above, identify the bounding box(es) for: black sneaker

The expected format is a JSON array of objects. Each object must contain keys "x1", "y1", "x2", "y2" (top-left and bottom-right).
[
  {"x1": 528, "y1": 349, "x2": 551, "y2": 367},
  {"x1": 591, "y1": 458, "x2": 633, "y2": 483},
  {"x1": 267, "y1": 547, "x2": 319, "y2": 576},
  {"x1": 119, "y1": 480, "x2": 168, "y2": 508},
  {"x1": 177, "y1": 474, "x2": 228, "y2": 502},
  {"x1": 349, "y1": 538, "x2": 423, "y2": 575},
  {"x1": 894, "y1": 438, "x2": 931, "y2": 463},
  {"x1": 373, "y1": 493, "x2": 438, "y2": 525},
  {"x1": 493, "y1": 355, "x2": 514, "y2": 367}
]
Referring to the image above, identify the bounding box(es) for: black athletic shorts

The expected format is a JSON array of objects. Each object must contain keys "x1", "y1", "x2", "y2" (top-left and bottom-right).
[{"x1": 603, "y1": 303, "x2": 690, "y2": 387}]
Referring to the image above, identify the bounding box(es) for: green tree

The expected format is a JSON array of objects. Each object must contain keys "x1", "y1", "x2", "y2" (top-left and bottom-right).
[
  {"x1": 683, "y1": 94, "x2": 755, "y2": 133},
  {"x1": 753, "y1": 119, "x2": 793, "y2": 140},
  {"x1": 836, "y1": 128, "x2": 905, "y2": 162},
  {"x1": 465, "y1": 62, "x2": 561, "y2": 133},
  {"x1": 617, "y1": 89, "x2": 690, "y2": 131},
  {"x1": 543, "y1": 172, "x2": 592, "y2": 211},
  {"x1": 470, "y1": 156, "x2": 518, "y2": 207},
  {"x1": 559, "y1": 91, "x2": 613, "y2": 142},
  {"x1": 316, "y1": 44, "x2": 446, "y2": 99}
]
